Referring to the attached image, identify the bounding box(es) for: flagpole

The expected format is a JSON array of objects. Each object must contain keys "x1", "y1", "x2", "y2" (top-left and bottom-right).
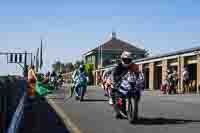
[
  {"x1": 33, "y1": 55, "x2": 36, "y2": 66},
  {"x1": 31, "y1": 53, "x2": 33, "y2": 66},
  {"x1": 36, "y1": 48, "x2": 39, "y2": 72},
  {"x1": 101, "y1": 45, "x2": 103, "y2": 68},
  {"x1": 39, "y1": 36, "x2": 43, "y2": 71},
  {"x1": 98, "y1": 45, "x2": 100, "y2": 68}
]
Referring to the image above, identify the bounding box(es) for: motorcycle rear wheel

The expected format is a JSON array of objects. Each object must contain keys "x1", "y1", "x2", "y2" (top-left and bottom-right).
[{"x1": 80, "y1": 87, "x2": 86, "y2": 101}]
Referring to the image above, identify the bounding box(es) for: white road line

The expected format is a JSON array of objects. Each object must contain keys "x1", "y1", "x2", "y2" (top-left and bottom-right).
[{"x1": 45, "y1": 97, "x2": 82, "y2": 133}]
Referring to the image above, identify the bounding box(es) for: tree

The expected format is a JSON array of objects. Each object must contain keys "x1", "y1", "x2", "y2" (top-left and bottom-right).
[
  {"x1": 85, "y1": 64, "x2": 94, "y2": 85},
  {"x1": 133, "y1": 49, "x2": 149, "y2": 59},
  {"x1": 74, "y1": 60, "x2": 84, "y2": 69},
  {"x1": 103, "y1": 59, "x2": 112, "y2": 66},
  {"x1": 60, "y1": 63, "x2": 65, "y2": 73},
  {"x1": 64, "y1": 62, "x2": 74, "y2": 73},
  {"x1": 144, "y1": 49, "x2": 149, "y2": 58},
  {"x1": 52, "y1": 61, "x2": 64, "y2": 73},
  {"x1": 52, "y1": 61, "x2": 74, "y2": 73}
]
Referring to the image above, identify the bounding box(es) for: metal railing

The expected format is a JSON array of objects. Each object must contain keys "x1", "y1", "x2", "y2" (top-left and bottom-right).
[
  {"x1": 0, "y1": 76, "x2": 27, "y2": 133},
  {"x1": 7, "y1": 92, "x2": 27, "y2": 133}
]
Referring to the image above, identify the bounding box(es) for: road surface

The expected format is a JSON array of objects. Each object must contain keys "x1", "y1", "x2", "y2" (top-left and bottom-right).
[{"x1": 47, "y1": 86, "x2": 200, "y2": 133}]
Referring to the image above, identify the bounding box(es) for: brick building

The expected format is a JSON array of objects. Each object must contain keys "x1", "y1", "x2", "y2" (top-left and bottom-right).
[
  {"x1": 135, "y1": 46, "x2": 200, "y2": 93},
  {"x1": 83, "y1": 32, "x2": 147, "y2": 85}
]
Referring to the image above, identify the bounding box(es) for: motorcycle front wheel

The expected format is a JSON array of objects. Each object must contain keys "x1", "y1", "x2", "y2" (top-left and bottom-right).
[{"x1": 127, "y1": 97, "x2": 138, "y2": 123}]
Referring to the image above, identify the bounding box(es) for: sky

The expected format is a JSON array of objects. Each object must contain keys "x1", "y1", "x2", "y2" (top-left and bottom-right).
[{"x1": 0, "y1": 0, "x2": 200, "y2": 75}]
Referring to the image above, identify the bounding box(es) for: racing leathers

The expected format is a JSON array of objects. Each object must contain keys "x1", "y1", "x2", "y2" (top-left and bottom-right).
[
  {"x1": 111, "y1": 63, "x2": 129, "y2": 104},
  {"x1": 111, "y1": 63, "x2": 145, "y2": 117},
  {"x1": 71, "y1": 69, "x2": 79, "y2": 97},
  {"x1": 74, "y1": 71, "x2": 87, "y2": 97}
]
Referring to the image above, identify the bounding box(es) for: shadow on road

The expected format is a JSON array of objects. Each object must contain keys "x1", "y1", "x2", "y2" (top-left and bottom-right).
[
  {"x1": 47, "y1": 97, "x2": 66, "y2": 100},
  {"x1": 81, "y1": 99, "x2": 108, "y2": 102},
  {"x1": 18, "y1": 96, "x2": 70, "y2": 133},
  {"x1": 132, "y1": 117, "x2": 200, "y2": 125},
  {"x1": 64, "y1": 96, "x2": 73, "y2": 101}
]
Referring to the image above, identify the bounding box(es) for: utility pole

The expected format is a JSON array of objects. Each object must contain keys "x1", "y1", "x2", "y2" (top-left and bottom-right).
[
  {"x1": 98, "y1": 45, "x2": 100, "y2": 68},
  {"x1": 101, "y1": 45, "x2": 103, "y2": 68},
  {"x1": 31, "y1": 53, "x2": 33, "y2": 66},
  {"x1": 23, "y1": 51, "x2": 28, "y2": 78}
]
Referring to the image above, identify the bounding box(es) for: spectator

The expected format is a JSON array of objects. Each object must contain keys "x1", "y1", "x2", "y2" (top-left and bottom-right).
[
  {"x1": 102, "y1": 69, "x2": 112, "y2": 96},
  {"x1": 182, "y1": 66, "x2": 190, "y2": 93},
  {"x1": 42, "y1": 72, "x2": 50, "y2": 84},
  {"x1": 171, "y1": 69, "x2": 178, "y2": 94},
  {"x1": 28, "y1": 65, "x2": 37, "y2": 99},
  {"x1": 167, "y1": 69, "x2": 173, "y2": 94},
  {"x1": 161, "y1": 75, "x2": 169, "y2": 94}
]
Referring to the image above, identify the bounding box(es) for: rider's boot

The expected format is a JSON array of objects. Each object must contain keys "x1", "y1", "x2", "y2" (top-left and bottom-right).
[
  {"x1": 104, "y1": 92, "x2": 108, "y2": 97},
  {"x1": 105, "y1": 91, "x2": 108, "y2": 96},
  {"x1": 74, "y1": 86, "x2": 80, "y2": 100},
  {"x1": 75, "y1": 96, "x2": 79, "y2": 100},
  {"x1": 70, "y1": 86, "x2": 74, "y2": 97},
  {"x1": 111, "y1": 90, "x2": 122, "y2": 118},
  {"x1": 109, "y1": 98, "x2": 113, "y2": 105},
  {"x1": 113, "y1": 104, "x2": 122, "y2": 119},
  {"x1": 104, "y1": 86, "x2": 108, "y2": 96}
]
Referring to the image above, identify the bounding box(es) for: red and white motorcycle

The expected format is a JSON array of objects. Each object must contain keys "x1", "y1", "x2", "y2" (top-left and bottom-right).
[{"x1": 104, "y1": 76, "x2": 114, "y2": 105}]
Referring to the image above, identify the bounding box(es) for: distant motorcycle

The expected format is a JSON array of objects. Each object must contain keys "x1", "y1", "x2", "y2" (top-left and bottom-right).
[
  {"x1": 57, "y1": 76, "x2": 65, "y2": 88},
  {"x1": 102, "y1": 69, "x2": 113, "y2": 98},
  {"x1": 49, "y1": 75, "x2": 64, "y2": 90},
  {"x1": 104, "y1": 77, "x2": 113, "y2": 104},
  {"x1": 75, "y1": 76, "x2": 88, "y2": 101}
]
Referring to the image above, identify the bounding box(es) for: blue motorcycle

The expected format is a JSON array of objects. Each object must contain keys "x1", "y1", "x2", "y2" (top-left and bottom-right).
[{"x1": 75, "y1": 75, "x2": 88, "y2": 101}]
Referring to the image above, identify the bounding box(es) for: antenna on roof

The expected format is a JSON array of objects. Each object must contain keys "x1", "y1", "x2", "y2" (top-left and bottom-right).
[{"x1": 135, "y1": 40, "x2": 145, "y2": 49}]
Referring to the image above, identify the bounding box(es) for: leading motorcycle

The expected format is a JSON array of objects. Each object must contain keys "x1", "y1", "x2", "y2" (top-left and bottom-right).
[
  {"x1": 115, "y1": 87, "x2": 140, "y2": 123},
  {"x1": 114, "y1": 73, "x2": 143, "y2": 123}
]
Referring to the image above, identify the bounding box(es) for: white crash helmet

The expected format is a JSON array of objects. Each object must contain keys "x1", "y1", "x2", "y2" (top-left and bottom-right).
[
  {"x1": 120, "y1": 51, "x2": 132, "y2": 59},
  {"x1": 120, "y1": 51, "x2": 133, "y2": 66}
]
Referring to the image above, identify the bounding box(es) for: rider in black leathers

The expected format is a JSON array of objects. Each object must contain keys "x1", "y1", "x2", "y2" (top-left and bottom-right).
[{"x1": 111, "y1": 51, "x2": 133, "y2": 118}]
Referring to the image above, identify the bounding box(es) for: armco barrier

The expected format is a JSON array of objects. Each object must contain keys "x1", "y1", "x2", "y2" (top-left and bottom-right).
[
  {"x1": 7, "y1": 92, "x2": 27, "y2": 133},
  {"x1": 0, "y1": 76, "x2": 27, "y2": 133}
]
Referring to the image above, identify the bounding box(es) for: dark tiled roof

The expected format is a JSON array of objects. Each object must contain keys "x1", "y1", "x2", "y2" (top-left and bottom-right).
[
  {"x1": 84, "y1": 37, "x2": 146, "y2": 55},
  {"x1": 133, "y1": 46, "x2": 200, "y2": 63}
]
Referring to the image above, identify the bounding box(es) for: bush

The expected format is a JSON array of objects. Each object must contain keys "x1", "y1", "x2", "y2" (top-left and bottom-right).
[
  {"x1": 37, "y1": 73, "x2": 44, "y2": 82},
  {"x1": 67, "y1": 80, "x2": 72, "y2": 84},
  {"x1": 85, "y1": 64, "x2": 94, "y2": 85}
]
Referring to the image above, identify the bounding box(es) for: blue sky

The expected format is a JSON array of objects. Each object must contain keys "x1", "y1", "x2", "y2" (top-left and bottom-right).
[{"x1": 0, "y1": 0, "x2": 200, "y2": 75}]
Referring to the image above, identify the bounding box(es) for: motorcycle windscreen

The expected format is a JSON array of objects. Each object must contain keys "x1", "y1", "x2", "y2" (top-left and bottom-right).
[{"x1": 119, "y1": 80, "x2": 131, "y2": 95}]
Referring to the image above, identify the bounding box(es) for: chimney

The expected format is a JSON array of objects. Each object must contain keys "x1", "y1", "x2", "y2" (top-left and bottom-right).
[{"x1": 111, "y1": 32, "x2": 116, "y2": 39}]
